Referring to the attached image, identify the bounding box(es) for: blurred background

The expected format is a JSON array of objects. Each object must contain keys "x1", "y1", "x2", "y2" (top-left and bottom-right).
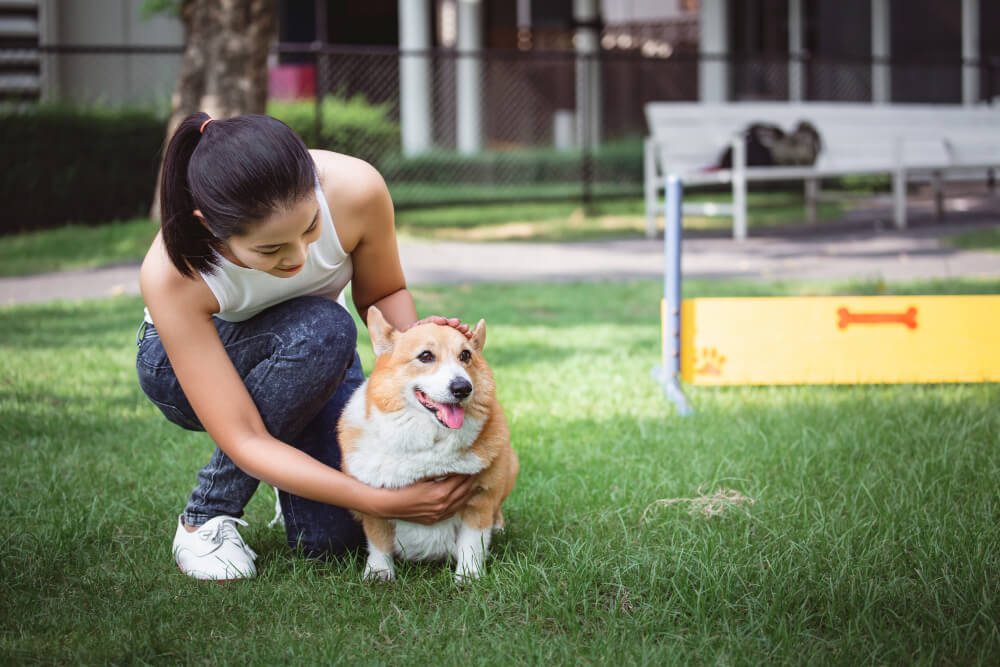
[{"x1": 2, "y1": 0, "x2": 998, "y2": 233}]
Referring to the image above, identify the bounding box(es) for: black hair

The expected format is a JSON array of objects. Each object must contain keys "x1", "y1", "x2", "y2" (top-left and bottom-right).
[{"x1": 159, "y1": 112, "x2": 315, "y2": 278}]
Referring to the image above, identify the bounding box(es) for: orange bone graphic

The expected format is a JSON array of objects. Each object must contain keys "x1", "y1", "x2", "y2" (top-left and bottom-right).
[{"x1": 836, "y1": 306, "x2": 918, "y2": 330}]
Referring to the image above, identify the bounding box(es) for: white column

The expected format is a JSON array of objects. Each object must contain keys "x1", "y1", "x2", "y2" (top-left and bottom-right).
[
  {"x1": 788, "y1": 0, "x2": 804, "y2": 102},
  {"x1": 399, "y1": 0, "x2": 433, "y2": 155},
  {"x1": 456, "y1": 0, "x2": 482, "y2": 153},
  {"x1": 699, "y1": 0, "x2": 729, "y2": 102},
  {"x1": 962, "y1": 0, "x2": 980, "y2": 106},
  {"x1": 574, "y1": 0, "x2": 601, "y2": 148},
  {"x1": 871, "y1": 0, "x2": 890, "y2": 104}
]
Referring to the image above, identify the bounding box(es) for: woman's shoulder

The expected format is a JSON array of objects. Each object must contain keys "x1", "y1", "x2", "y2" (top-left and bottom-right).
[
  {"x1": 310, "y1": 149, "x2": 394, "y2": 251},
  {"x1": 311, "y1": 150, "x2": 389, "y2": 212},
  {"x1": 140, "y1": 231, "x2": 220, "y2": 315}
]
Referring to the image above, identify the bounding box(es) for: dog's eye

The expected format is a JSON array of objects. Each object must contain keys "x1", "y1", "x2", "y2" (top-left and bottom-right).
[
  {"x1": 417, "y1": 350, "x2": 435, "y2": 363},
  {"x1": 459, "y1": 350, "x2": 471, "y2": 363}
]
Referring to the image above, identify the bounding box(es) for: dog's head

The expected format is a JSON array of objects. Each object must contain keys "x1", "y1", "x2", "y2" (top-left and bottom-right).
[{"x1": 365, "y1": 307, "x2": 495, "y2": 429}]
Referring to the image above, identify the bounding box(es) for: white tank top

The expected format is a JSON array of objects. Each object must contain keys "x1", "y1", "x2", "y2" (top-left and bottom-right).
[{"x1": 143, "y1": 180, "x2": 352, "y2": 324}]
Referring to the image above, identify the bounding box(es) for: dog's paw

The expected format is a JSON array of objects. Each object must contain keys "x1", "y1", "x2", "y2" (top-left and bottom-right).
[
  {"x1": 363, "y1": 564, "x2": 395, "y2": 583},
  {"x1": 454, "y1": 566, "x2": 483, "y2": 584}
]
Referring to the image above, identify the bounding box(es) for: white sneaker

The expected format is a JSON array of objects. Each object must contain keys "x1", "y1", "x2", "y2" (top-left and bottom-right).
[{"x1": 172, "y1": 514, "x2": 258, "y2": 581}]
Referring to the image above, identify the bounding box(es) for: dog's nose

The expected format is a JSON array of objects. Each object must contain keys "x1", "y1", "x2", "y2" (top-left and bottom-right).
[{"x1": 449, "y1": 377, "x2": 472, "y2": 400}]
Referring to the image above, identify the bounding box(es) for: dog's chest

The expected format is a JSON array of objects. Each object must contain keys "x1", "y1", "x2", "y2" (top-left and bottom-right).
[{"x1": 342, "y1": 389, "x2": 486, "y2": 488}]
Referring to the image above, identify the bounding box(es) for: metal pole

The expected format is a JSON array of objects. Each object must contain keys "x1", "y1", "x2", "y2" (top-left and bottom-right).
[
  {"x1": 399, "y1": 0, "x2": 433, "y2": 155},
  {"x1": 456, "y1": 0, "x2": 483, "y2": 153},
  {"x1": 652, "y1": 174, "x2": 692, "y2": 416},
  {"x1": 312, "y1": 0, "x2": 327, "y2": 146}
]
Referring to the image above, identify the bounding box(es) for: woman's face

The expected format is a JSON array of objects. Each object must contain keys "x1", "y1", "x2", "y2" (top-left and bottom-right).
[{"x1": 221, "y1": 194, "x2": 321, "y2": 278}]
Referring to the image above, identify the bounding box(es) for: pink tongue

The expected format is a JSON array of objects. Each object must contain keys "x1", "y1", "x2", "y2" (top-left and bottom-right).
[{"x1": 437, "y1": 403, "x2": 465, "y2": 429}]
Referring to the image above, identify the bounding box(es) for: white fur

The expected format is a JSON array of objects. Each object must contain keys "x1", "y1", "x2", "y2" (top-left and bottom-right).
[{"x1": 454, "y1": 523, "x2": 492, "y2": 582}]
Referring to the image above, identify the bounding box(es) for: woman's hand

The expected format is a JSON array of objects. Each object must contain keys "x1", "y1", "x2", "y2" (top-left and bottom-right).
[
  {"x1": 369, "y1": 474, "x2": 480, "y2": 524},
  {"x1": 410, "y1": 316, "x2": 472, "y2": 339}
]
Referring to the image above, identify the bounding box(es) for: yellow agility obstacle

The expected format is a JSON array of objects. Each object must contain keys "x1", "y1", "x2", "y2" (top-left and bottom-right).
[
  {"x1": 672, "y1": 295, "x2": 1000, "y2": 385},
  {"x1": 650, "y1": 175, "x2": 1000, "y2": 414}
]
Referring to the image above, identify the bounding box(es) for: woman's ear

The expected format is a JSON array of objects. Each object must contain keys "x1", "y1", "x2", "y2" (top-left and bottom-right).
[{"x1": 193, "y1": 209, "x2": 218, "y2": 238}]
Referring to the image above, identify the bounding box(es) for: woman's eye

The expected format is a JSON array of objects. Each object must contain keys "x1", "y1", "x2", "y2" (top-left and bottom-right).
[
  {"x1": 418, "y1": 351, "x2": 435, "y2": 363},
  {"x1": 459, "y1": 350, "x2": 471, "y2": 363}
]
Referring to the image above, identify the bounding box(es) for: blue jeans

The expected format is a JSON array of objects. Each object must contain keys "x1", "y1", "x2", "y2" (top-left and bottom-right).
[{"x1": 136, "y1": 296, "x2": 366, "y2": 557}]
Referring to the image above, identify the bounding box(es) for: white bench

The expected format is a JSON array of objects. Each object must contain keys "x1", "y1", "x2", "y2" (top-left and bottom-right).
[{"x1": 643, "y1": 103, "x2": 1000, "y2": 239}]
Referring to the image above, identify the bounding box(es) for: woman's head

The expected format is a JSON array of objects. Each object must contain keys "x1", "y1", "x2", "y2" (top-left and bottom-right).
[{"x1": 159, "y1": 112, "x2": 316, "y2": 277}]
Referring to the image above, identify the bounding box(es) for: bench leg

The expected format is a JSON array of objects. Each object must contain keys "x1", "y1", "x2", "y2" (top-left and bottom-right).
[
  {"x1": 892, "y1": 168, "x2": 907, "y2": 229},
  {"x1": 731, "y1": 136, "x2": 748, "y2": 241},
  {"x1": 733, "y1": 177, "x2": 747, "y2": 241},
  {"x1": 805, "y1": 178, "x2": 819, "y2": 224}
]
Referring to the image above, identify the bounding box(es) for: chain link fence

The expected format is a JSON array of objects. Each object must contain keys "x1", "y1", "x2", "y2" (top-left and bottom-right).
[
  {"x1": 300, "y1": 46, "x2": 659, "y2": 208},
  {"x1": 4, "y1": 43, "x2": 999, "y2": 219}
]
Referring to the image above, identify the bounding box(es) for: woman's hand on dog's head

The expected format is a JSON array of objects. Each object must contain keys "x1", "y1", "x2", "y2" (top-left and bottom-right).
[
  {"x1": 373, "y1": 474, "x2": 480, "y2": 525},
  {"x1": 410, "y1": 315, "x2": 472, "y2": 339}
]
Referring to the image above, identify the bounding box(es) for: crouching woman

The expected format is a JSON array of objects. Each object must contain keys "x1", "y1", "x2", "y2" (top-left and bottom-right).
[{"x1": 137, "y1": 112, "x2": 478, "y2": 580}]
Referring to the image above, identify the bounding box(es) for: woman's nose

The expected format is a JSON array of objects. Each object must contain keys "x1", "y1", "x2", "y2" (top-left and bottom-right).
[{"x1": 286, "y1": 242, "x2": 308, "y2": 266}]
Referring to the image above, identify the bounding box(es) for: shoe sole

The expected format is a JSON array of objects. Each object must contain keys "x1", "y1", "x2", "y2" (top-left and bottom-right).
[{"x1": 176, "y1": 562, "x2": 252, "y2": 583}]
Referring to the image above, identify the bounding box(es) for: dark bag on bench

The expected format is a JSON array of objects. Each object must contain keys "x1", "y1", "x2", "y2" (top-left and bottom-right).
[{"x1": 717, "y1": 121, "x2": 822, "y2": 169}]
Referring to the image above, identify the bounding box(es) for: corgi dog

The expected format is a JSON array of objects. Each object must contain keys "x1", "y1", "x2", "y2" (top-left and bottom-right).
[{"x1": 338, "y1": 307, "x2": 518, "y2": 583}]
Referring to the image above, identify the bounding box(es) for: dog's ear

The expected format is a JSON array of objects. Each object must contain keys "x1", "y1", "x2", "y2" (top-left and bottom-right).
[
  {"x1": 469, "y1": 319, "x2": 486, "y2": 353},
  {"x1": 366, "y1": 306, "x2": 396, "y2": 356}
]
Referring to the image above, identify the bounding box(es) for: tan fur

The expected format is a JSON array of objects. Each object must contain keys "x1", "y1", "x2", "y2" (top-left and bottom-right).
[
  {"x1": 338, "y1": 307, "x2": 518, "y2": 571},
  {"x1": 360, "y1": 515, "x2": 396, "y2": 554},
  {"x1": 338, "y1": 423, "x2": 364, "y2": 461}
]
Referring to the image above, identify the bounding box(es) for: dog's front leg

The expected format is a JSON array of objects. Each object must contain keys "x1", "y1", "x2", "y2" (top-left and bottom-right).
[
  {"x1": 453, "y1": 520, "x2": 492, "y2": 583},
  {"x1": 361, "y1": 516, "x2": 396, "y2": 582}
]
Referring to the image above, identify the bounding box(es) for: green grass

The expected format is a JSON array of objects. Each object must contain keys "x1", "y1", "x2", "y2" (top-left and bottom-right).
[
  {"x1": 2, "y1": 278, "x2": 999, "y2": 663},
  {"x1": 945, "y1": 225, "x2": 1000, "y2": 253},
  {"x1": 0, "y1": 192, "x2": 842, "y2": 278},
  {"x1": 395, "y1": 192, "x2": 842, "y2": 242},
  {"x1": 0, "y1": 218, "x2": 158, "y2": 277}
]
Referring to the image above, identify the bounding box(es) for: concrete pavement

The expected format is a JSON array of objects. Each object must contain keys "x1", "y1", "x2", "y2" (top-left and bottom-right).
[{"x1": 2, "y1": 220, "x2": 999, "y2": 306}]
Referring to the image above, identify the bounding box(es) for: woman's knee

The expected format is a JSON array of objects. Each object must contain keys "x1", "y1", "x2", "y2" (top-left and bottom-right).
[{"x1": 258, "y1": 297, "x2": 358, "y2": 380}]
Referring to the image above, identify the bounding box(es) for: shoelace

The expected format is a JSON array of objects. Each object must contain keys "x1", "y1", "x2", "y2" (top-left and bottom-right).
[{"x1": 198, "y1": 518, "x2": 258, "y2": 560}]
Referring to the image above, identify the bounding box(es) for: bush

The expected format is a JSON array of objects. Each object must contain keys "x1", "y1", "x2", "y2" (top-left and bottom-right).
[
  {"x1": 268, "y1": 95, "x2": 400, "y2": 166},
  {"x1": 379, "y1": 137, "x2": 644, "y2": 186},
  {"x1": 0, "y1": 105, "x2": 165, "y2": 234}
]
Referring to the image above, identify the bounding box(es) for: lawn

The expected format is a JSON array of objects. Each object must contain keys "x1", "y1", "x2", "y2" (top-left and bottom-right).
[
  {"x1": 946, "y1": 224, "x2": 1000, "y2": 253},
  {"x1": 1, "y1": 279, "x2": 999, "y2": 664},
  {"x1": 0, "y1": 191, "x2": 841, "y2": 277}
]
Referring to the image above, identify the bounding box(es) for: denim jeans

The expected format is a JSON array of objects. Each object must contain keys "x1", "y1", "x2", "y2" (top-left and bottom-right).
[{"x1": 136, "y1": 295, "x2": 366, "y2": 557}]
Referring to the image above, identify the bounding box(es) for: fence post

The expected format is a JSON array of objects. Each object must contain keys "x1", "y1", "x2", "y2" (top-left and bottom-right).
[
  {"x1": 580, "y1": 50, "x2": 594, "y2": 213},
  {"x1": 312, "y1": 46, "x2": 322, "y2": 145}
]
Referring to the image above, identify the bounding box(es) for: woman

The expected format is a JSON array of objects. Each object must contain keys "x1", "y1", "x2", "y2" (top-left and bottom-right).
[{"x1": 137, "y1": 112, "x2": 479, "y2": 580}]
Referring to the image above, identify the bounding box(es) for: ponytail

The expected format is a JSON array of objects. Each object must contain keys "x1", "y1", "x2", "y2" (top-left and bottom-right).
[
  {"x1": 160, "y1": 112, "x2": 221, "y2": 278},
  {"x1": 158, "y1": 112, "x2": 315, "y2": 278}
]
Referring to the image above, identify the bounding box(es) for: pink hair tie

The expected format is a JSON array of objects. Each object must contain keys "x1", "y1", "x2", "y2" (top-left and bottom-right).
[{"x1": 199, "y1": 118, "x2": 214, "y2": 134}]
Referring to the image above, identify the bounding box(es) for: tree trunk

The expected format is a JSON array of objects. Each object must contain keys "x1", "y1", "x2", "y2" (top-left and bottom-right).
[{"x1": 150, "y1": 0, "x2": 277, "y2": 220}]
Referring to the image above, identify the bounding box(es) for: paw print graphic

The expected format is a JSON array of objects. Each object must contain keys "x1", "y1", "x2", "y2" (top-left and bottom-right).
[{"x1": 694, "y1": 347, "x2": 726, "y2": 376}]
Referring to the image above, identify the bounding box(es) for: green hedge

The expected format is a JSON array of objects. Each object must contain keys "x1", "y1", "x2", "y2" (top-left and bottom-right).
[
  {"x1": 268, "y1": 96, "x2": 400, "y2": 166},
  {"x1": 380, "y1": 138, "x2": 644, "y2": 185},
  {"x1": 0, "y1": 99, "x2": 642, "y2": 233},
  {"x1": 0, "y1": 106, "x2": 164, "y2": 234}
]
